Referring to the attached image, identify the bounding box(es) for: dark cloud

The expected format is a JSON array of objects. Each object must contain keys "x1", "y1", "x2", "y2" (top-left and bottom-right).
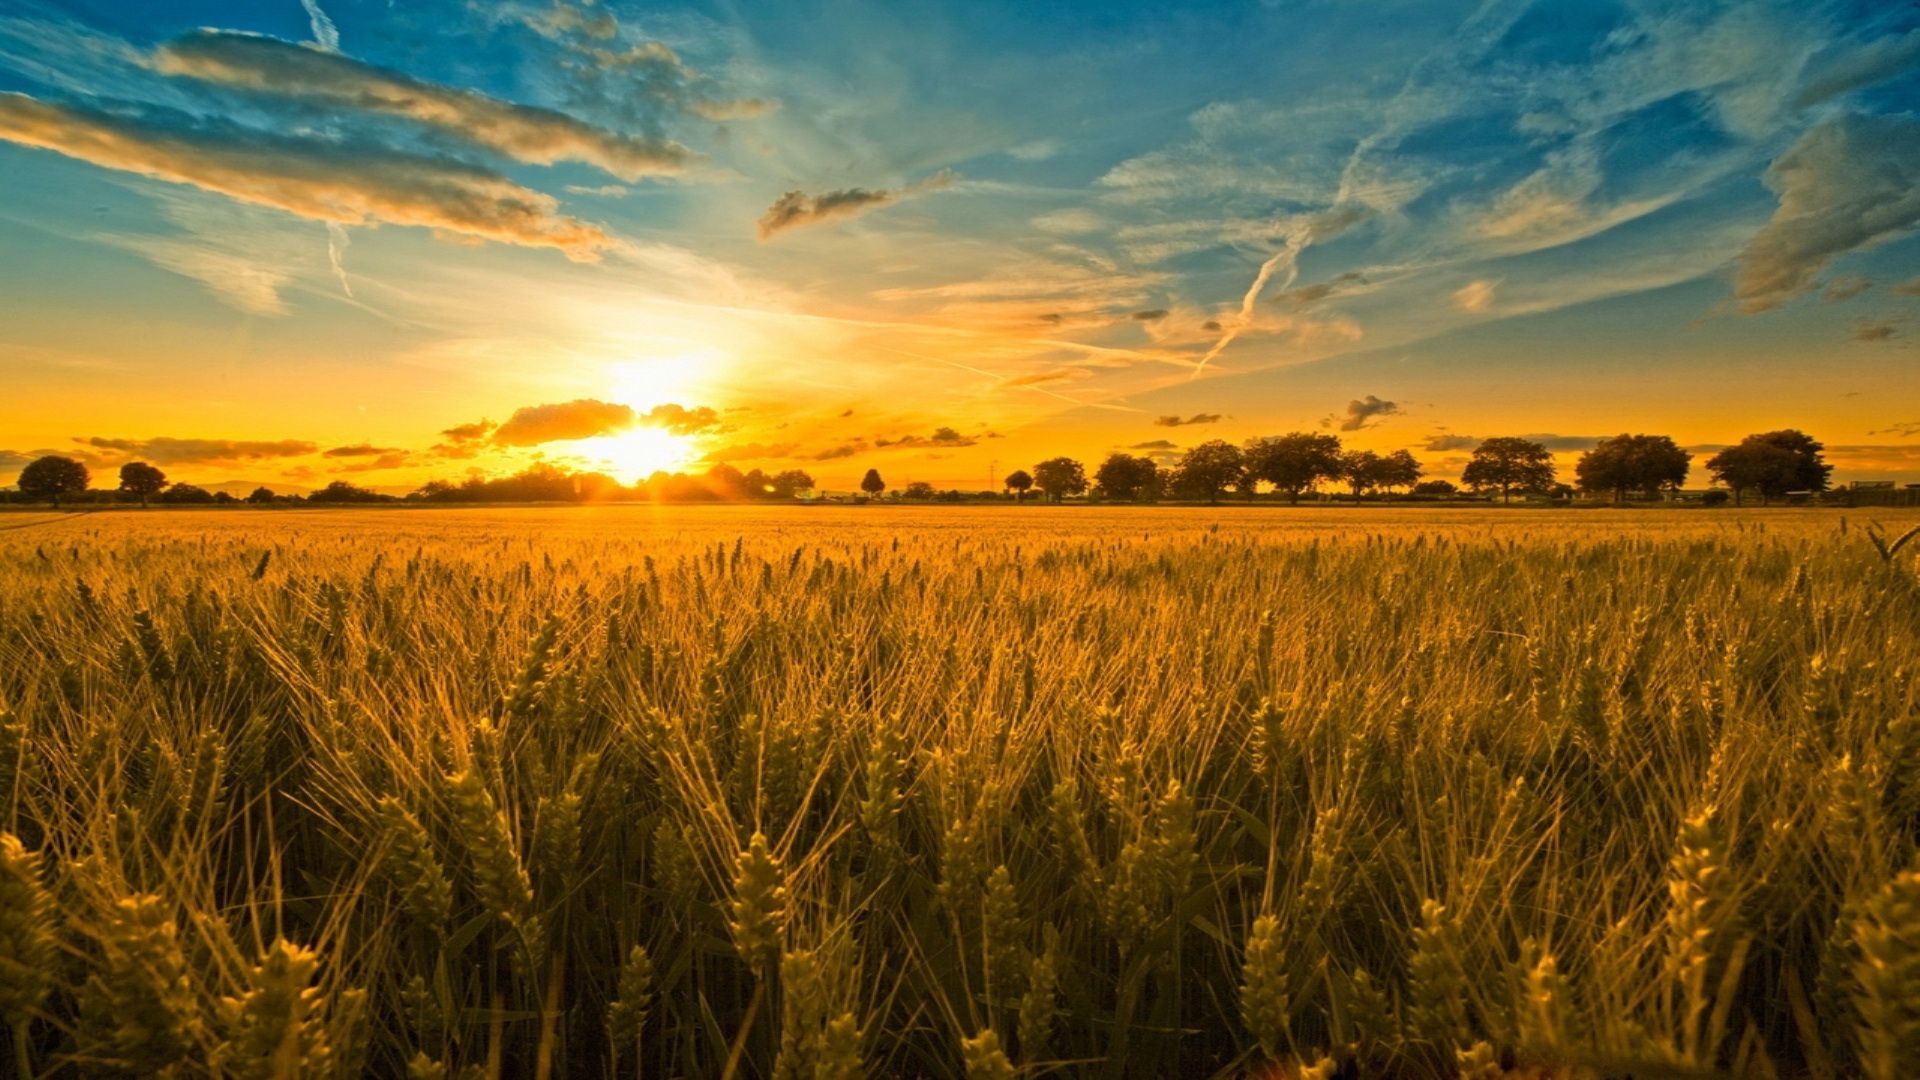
[
  {"x1": 491, "y1": 399, "x2": 635, "y2": 446},
  {"x1": 0, "y1": 450, "x2": 34, "y2": 471},
  {"x1": 1734, "y1": 113, "x2": 1920, "y2": 312},
  {"x1": 1867, "y1": 421, "x2": 1920, "y2": 437},
  {"x1": 322, "y1": 442, "x2": 404, "y2": 457},
  {"x1": 1201, "y1": 320, "x2": 1221, "y2": 331},
  {"x1": 640, "y1": 403, "x2": 720, "y2": 435},
  {"x1": 155, "y1": 31, "x2": 695, "y2": 181},
  {"x1": 1128, "y1": 439, "x2": 1177, "y2": 450},
  {"x1": 336, "y1": 451, "x2": 415, "y2": 472},
  {"x1": 0, "y1": 92, "x2": 614, "y2": 259},
  {"x1": 1325, "y1": 395, "x2": 1400, "y2": 432},
  {"x1": 1855, "y1": 318, "x2": 1898, "y2": 342},
  {"x1": 75, "y1": 436, "x2": 319, "y2": 465},
  {"x1": 806, "y1": 441, "x2": 865, "y2": 461},
  {"x1": 1131, "y1": 308, "x2": 1168, "y2": 321},
  {"x1": 1823, "y1": 275, "x2": 1873, "y2": 303},
  {"x1": 1421, "y1": 434, "x2": 1479, "y2": 452},
  {"x1": 873, "y1": 426, "x2": 977, "y2": 449},
  {"x1": 1154, "y1": 413, "x2": 1222, "y2": 427},
  {"x1": 756, "y1": 170, "x2": 954, "y2": 240},
  {"x1": 1517, "y1": 433, "x2": 1605, "y2": 451},
  {"x1": 1894, "y1": 278, "x2": 1920, "y2": 298},
  {"x1": 1274, "y1": 272, "x2": 1367, "y2": 309},
  {"x1": 439, "y1": 420, "x2": 495, "y2": 444}
]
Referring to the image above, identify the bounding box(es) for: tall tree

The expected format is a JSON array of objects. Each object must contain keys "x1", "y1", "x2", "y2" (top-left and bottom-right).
[
  {"x1": 1244, "y1": 432, "x2": 1343, "y2": 504},
  {"x1": 1171, "y1": 440, "x2": 1245, "y2": 504},
  {"x1": 17, "y1": 455, "x2": 90, "y2": 508},
  {"x1": 1032, "y1": 457, "x2": 1088, "y2": 503},
  {"x1": 1004, "y1": 469, "x2": 1033, "y2": 503},
  {"x1": 860, "y1": 469, "x2": 886, "y2": 497},
  {"x1": 1460, "y1": 437, "x2": 1555, "y2": 503},
  {"x1": 1377, "y1": 450, "x2": 1423, "y2": 496},
  {"x1": 1339, "y1": 450, "x2": 1383, "y2": 498},
  {"x1": 1575, "y1": 434, "x2": 1691, "y2": 503},
  {"x1": 117, "y1": 461, "x2": 169, "y2": 507},
  {"x1": 1093, "y1": 453, "x2": 1160, "y2": 502},
  {"x1": 770, "y1": 469, "x2": 815, "y2": 499},
  {"x1": 1707, "y1": 430, "x2": 1830, "y2": 505},
  {"x1": 1706, "y1": 438, "x2": 1807, "y2": 505}
]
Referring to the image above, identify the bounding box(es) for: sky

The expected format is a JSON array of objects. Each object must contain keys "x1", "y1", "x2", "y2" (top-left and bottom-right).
[{"x1": 2, "y1": 0, "x2": 1918, "y2": 493}]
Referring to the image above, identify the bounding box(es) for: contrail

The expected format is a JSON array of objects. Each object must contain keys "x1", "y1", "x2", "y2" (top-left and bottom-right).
[
  {"x1": 325, "y1": 222, "x2": 353, "y2": 298},
  {"x1": 300, "y1": 0, "x2": 340, "y2": 51},
  {"x1": 1190, "y1": 220, "x2": 1312, "y2": 378}
]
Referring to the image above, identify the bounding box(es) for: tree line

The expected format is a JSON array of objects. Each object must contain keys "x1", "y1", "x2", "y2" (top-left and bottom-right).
[{"x1": 5, "y1": 429, "x2": 1837, "y2": 509}]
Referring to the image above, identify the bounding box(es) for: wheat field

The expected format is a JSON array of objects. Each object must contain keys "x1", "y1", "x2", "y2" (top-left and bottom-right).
[{"x1": 2, "y1": 506, "x2": 1918, "y2": 1079}]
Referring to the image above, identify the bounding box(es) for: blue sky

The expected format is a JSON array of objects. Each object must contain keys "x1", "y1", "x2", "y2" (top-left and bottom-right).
[{"x1": 2, "y1": 0, "x2": 1918, "y2": 490}]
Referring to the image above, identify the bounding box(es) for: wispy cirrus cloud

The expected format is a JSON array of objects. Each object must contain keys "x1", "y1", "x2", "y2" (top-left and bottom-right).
[
  {"x1": 0, "y1": 92, "x2": 615, "y2": 258},
  {"x1": 1735, "y1": 113, "x2": 1920, "y2": 313},
  {"x1": 154, "y1": 30, "x2": 697, "y2": 181}
]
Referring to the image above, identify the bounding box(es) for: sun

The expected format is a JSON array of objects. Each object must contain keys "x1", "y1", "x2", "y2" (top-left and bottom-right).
[{"x1": 580, "y1": 427, "x2": 698, "y2": 484}]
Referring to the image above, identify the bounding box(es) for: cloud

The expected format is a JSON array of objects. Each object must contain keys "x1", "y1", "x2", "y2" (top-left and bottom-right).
[
  {"x1": 1007, "y1": 139, "x2": 1058, "y2": 161},
  {"x1": 491, "y1": 399, "x2": 634, "y2": 446},
  {"x1": 806, "y1": 441, "x2": 865, "y2": 461},
  {"x1": 154, "y1": 31, "x2": 694, "y2": 181},
  {"x1": 1274, "y1": 272, "x2": 1366, "y2": 309},
  {"x1": 322, "y1": 443, "x2": 403, "y2": 457},
  {"x1": 1854, "y1": 318, "x2": 1898, "y2": 342},
  {"x1": 1000, "y1": 369, "x2": 1087, "y2": 388},
  {"x1": 1326, "y1": 395, "x2": 1400, "y2": 432},
  {"x1": 1154, "y1": 413, "x2": 1222, "y2": 427},
  {"x1": 1824, "y1": 275, "x2": 1873, "y2": 303},
  {"x1": 756, "y1": 170, "x2": 955, "y2": 240},
  {"x1": 873, "y1": 426, "x2": 977, "y2": 449},
  {"x1": 1734, "y1": 113, "x2": 1920, "y2": 313},
  {"x1": 1518, "y1": 434, "x2": 1605, "y2": 452},
  {"x1": 639, "y1": 403, "x2": 720, "y2": 435},
  {"x1": 1867, "y1": 421, "x2": 1920, "y2": 438},
  {"x1": 1129, "y1": 440, "x2": 1178, "y2": 451},
  {"x1": 1453, "y1": 280, "x2": 1497, "y2": 313},
  {"x1": 1131, "y1": 308, "x2": 1169, "y2": 321},
  {"x1": 1892, "y1": 278, "x2": 1920, "y2": 298},
  {"x1": 439, "y1": 419, "x2": 496, "y2": 444},
  {"x1": 0, "y1": 92, "x2": 614, "y2": 258},
  {"x1": 75, "y1": 436, "x2": 319, "y2": 465},
  {"x1": 704, "y1": 441, "x2": 799, "y2": 463},
  {"x1": 1421, "y1": 434, "x2": 1479, "y2": 452}
]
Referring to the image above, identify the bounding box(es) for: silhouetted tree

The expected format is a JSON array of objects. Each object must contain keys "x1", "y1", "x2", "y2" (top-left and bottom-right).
[
  {"x1": 159, "y1": 483, "x2": 216, "y2": 504},
  {"x1": 1093, "y1": 453, "x2": 1160, "y2": 502},
  {"x1": 860, "y1": 469, "x2": 886, "y2": 497},
  {"x1": 1706, "y1": 441, "x2": 1798, "y2": 506},
  {"x1": 308, "y1": 480, "x2": 387, "y2": 504},
  {"x1": 1708, "y1": 430, "x2": 1830, "y2": 504},
  {"x1": 1033, "y1": 457, "x2": 1088, "y2": 503},
  {"x1": 1377, "y1": 449, "x2": 1423, "y2": 495},
  {"x1": 1339, "y1": 449, "x2": 1383, "y2": 498},
  {"x1": 903, "y1": 481, "x2": 936, "y2": 500},
  {"x1": 771, "y1": 469, "x2": 815, "y2": 498},
  {"x1": 1461, "y1": 437, "x2": 1555, "y2": 503},
  {"x1": 118, "y1": 461, "x2": 168, "y2": 507},
  {"x1": 1412, "y1": 479, "x2": 1458, "y2": 497},
  {"x1": 17, "y1": 456, "x2": 90, "y2": 507},
  {"x1": 1171, "y1": 440, "x2": 1245, "y2": 504},
  {"x1": 1004, "y1": 470, "x2": 1033, "y2": 502},
  {"x1": 1576, "y1": 434, "x2": 1691, "y2": 503},
  {"x1": 1244, "y1": 432, "x2": 1342, "y2": 504},
  {"x1": 246, "y1": 486, "x2": 277, "y2": 504}
]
